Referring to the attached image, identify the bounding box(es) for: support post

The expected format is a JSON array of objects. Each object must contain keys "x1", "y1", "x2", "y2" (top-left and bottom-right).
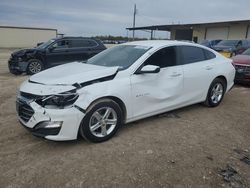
[{"x1": 132, "y1": 4, "x2": 136, "y2": 40}]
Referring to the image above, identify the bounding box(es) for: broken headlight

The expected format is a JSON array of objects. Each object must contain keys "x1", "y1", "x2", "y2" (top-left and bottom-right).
[{"x1": 41, "y1": 91, "x2": 79, "y2": 108}]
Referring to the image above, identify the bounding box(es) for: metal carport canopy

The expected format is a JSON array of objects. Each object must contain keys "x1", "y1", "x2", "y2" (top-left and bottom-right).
[
  {"x1": 126, "y1": 24, "x2": 174, "y2": 31},
  {"x1": 126, "y1": 19, "x2": 250, "y2": 31},
  {"x1": 126, "y1": 23, "x2": 203, "y2": 31}
]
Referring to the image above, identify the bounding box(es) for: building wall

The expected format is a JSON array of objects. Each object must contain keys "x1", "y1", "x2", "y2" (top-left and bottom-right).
[
  {"x1": 192, "y1": 26, "x2": 206, "y2": 43},
  {"x1": 171, "y1": 27, "x2": 206, "y2": 42},
  {"x1": 0, "y1": 27, "x2": 57, "y2": 48},
  {"x1": 228, "y1": 24, "x2": 247, "y2": 39},
  {"x1": 192, "y1": 24, "x2": 249, "y2": 43},
  {"x1": 170, "y1": 29, "x2": 176, "y2": 40}
]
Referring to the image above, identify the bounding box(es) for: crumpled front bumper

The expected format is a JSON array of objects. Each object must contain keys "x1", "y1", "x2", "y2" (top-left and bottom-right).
[
  {"x1": 17, "y1": 99, "x2": 85, "y2": 141},
  {"x1": 8, "y1": 57, "x2": 29, "y2": 72}
]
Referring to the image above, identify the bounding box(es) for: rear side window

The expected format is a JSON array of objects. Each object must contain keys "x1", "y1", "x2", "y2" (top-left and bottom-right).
[
  {"x1": 70, "y1": 39, "x2": 98, "y2": 48},
  {"x1": 242, "y1": 40, "x2": 248, "y2": 47},
  {"x1": 88, "y1": 40, "x2": 98, "y2": 47},
  {"x1": 179, "y1": 46, "x2": 207, "y2": 64},
  {"x1": 204, "y1": 49, "x2": 216, "y2": 60},
  {"x1": 52, "y1": 40, "x2": 69, "y2": 48},
  {"x1": 144, "y1": 46, "x2": 177, "y2": 68}
]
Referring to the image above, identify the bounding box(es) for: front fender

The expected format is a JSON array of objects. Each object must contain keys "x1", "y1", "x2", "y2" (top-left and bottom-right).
[{"x1": 74, "y1": 78, "x2": 132, "y2": 119}]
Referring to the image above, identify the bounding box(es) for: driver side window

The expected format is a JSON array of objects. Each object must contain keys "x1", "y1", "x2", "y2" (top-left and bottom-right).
[
  {"x1": 52, "y1": 40, "x2": 69, "y2": 49},
  {"x1": 144, "y1": 46, "x2": 177, "y2": 68}
]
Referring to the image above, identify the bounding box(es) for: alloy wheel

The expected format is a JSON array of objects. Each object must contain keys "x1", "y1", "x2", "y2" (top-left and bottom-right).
[
  {"x1": 210, "y1": 83, "x2": 223, "y2": 104},
  {"x1": 29, "y1": 61, "x2": 42, "y2": 74},
  {"x1": 89, "y1": 107, "x2": 117, "y2": 138}
]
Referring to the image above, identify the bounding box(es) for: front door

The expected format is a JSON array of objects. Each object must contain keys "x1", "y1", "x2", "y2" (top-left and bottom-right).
[
  {"x1": 130, "y1": 46, "x2": 184, "y2": 119},
  {"x1": 46, "y1": 39, "x2": 69, "y2": 67}
]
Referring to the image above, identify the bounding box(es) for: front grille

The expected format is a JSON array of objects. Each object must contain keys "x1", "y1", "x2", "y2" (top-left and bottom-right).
[
  {"x1": 16, "y1": 99, "x2": 34, "y2": 123},
  {"x1": 234, "y1": 64, "x2": 250, "y2": 74},
  {"x1": 8, "y1": 57, "x2": 18, "y2": 66}
]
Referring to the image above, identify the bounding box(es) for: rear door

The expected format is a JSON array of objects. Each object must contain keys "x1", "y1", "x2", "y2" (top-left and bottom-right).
[
  {"x1": 86, "y1": 39, "x2": 102, "y2": 58},
  {"x1": 178, "y1": 45, "x2": 217, "y2": 103},
  {"x1": 65, "y1": 39, "x2": 100, "y2": 62},
  {"x1": 130, "y1": 46, "x2": 184, "y2": 118},
  {"x1": 65, "y1": 39, "x2": 88, "y2": 62}
]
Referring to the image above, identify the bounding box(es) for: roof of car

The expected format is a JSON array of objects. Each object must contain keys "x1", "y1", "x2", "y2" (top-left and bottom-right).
[
  {"x1": 124, "y1": 40, "x2": 198, "y2": 48},
  {"x1": 54, "y1": 37, "x2": 97, "y2": 40}
]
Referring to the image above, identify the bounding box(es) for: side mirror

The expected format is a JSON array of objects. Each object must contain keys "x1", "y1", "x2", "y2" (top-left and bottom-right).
[
  {"x1": 37, "y1": 42, "x2": 44, "y2": 47},
  {"x1": 136, "y1": 65, "x2": 160, "y2": 74}
]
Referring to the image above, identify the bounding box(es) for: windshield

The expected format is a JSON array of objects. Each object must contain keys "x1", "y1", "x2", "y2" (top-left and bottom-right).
[
  {"x1": 200, "y1": 40, "x2": 209, "y2": 45},
  {"x1": 242, "y1": 48, "x2": 250, "y2": 55},
  {"x1": 86, "y1": 45, "x2": 151, "y2": 70},
  {"x1": 200, "y1": 40, "x2": 210, "y2": 47},
  {"x1": 217, "y1": 40, "x2": 238, "y2": 47},
  {"x1": 36, "y1": 39, "x2": 55, "y2": 49}
]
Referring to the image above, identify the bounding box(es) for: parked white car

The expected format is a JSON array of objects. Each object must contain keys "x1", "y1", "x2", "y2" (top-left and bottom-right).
[{"x1": 17, "y1": 40, "x2": 235, "y2": 142}]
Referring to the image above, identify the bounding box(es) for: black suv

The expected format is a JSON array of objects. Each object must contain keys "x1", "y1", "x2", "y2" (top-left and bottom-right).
[{"x1": 8, "y1": 37, "x2": 106, "y2": 75}]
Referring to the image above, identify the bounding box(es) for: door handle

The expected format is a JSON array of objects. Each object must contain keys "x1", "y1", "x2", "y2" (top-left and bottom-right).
[
  {"x1": 170, "y1": 73, "x2": 182, "y2": 77},
  {"x1": 205, "y1": 66, "x2": 213, "y2": 70}
]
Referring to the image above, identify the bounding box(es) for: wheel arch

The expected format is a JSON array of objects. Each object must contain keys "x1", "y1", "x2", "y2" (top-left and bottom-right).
[
  {"x1": 85, "y1": 96, "x2": 127, "y2": 123},
  {"x1": 204, "y1": 75, "x2": 228, "y2": 102},
  {"x1": 26, "y1": 58, "x2": 44, "y2": 74},
  {"x1": 204, "y1": 75, "x2": 228, "y2": 107},
  {"x1": 216, "y1": 75, "x2": 227, "y2": 89},
  {"x1": 27, "y1": 50, "x2": 45, "y2": 63}
]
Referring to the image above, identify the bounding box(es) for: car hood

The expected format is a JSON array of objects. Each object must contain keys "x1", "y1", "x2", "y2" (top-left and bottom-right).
[
  {"x1": 29, "y1": 62, "x2": 119, "y2": 86},
  {"x1": 232, "y1": 55, "x2": 250, "y2": 65},
  {"x1": 12, "y1": 48, "x2": 39, "y2": 57}
]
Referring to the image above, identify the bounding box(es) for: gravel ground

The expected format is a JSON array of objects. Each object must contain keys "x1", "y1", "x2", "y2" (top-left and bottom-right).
[{"x1": 0, "y1": 49, "x2": 249, "y2": 188}]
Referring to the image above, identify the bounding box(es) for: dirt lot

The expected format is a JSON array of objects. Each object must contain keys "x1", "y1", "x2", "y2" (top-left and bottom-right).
[{"x1": 0, "y1": 49, "x2": 249, "y2": 188}]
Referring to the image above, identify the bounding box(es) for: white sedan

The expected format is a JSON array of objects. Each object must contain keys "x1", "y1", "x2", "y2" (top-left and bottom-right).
[{"x1": 17, "y1": 40, "x2": 235, "y2": 142}]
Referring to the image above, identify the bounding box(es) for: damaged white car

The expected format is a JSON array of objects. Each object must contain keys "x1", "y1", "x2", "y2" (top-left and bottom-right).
[{"x1": 17, "y1": 40, "x2": 235, "y2": 142}]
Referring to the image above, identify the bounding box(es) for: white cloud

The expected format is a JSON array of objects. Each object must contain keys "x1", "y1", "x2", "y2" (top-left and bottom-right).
[{"x1": 0, "y1": 0, "x2": 250, "y2": 38}]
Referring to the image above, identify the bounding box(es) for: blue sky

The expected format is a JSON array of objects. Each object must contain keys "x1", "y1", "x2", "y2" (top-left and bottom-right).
[{"x1": 0, "y1": 0, "x2": 250, "y2": 38}]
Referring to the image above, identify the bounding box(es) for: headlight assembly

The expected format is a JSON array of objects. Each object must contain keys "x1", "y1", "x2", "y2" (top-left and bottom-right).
[{"x1": 40, "y1": 91, "x2": 79, "y2": 108}]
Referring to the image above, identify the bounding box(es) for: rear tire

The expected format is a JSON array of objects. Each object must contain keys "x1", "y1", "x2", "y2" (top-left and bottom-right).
[
  {"x1": 79, "y1": 99, "x2": 123, "y2": 143},
  {"x1": 27, "y1": 59, "x2": 44, "y2": 75},
  {"x1": 204, "y1": 78, "x2": 226, "y2": 107}
]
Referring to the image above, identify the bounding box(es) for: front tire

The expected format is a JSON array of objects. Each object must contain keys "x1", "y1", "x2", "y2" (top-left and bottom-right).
[
  {"x1": 26, "y1": 59, "x2": 44, "y2": 75},
  {"x1": 204, "y1": 78, "x2": 226, "y2": 107},
  {"x1": 79, "y1": 99, "x2": 123, "y2": 143}
]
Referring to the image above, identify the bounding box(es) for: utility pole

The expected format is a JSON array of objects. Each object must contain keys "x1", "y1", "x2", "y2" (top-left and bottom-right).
[{"x1": 132, "y1": 4, "x2": 137, "y2": 40}]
